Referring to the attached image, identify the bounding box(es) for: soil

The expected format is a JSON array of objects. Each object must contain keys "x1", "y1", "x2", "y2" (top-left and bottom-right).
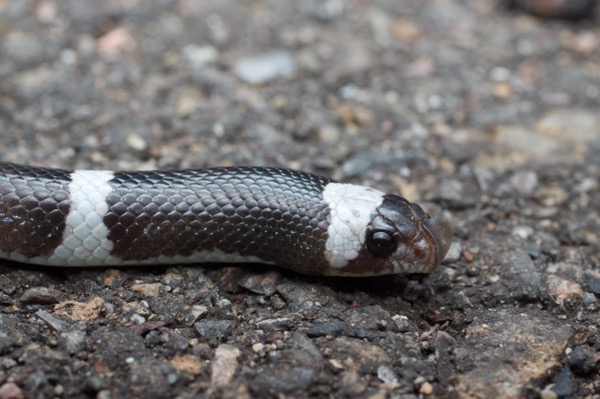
[{"x1": 0, "y1": 1, "x2": 599, "y2": 398}]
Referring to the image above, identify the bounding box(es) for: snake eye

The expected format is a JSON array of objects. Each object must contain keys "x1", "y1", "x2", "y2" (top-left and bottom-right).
[{"x1": 367, "y1": 230, "x2": 396, "y2": 257}]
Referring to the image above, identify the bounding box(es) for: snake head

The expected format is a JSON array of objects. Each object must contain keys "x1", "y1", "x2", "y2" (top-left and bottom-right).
[
  {"x1": 322, "y1": 184, "x2": 452, "y2": 276},
  {"x1": 364, "y1": 194, "x2": 452, "y2": 274}
]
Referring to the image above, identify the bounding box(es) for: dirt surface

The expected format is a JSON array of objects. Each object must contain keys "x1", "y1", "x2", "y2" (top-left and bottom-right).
[{"x1": 0, "y1": 1, "x2": 599, "y2": 398}]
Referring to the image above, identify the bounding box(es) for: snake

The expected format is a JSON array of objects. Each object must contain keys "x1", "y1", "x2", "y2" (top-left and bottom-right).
[{"x1": 0, "y1": 162, "x2": 451, "y2": 276}]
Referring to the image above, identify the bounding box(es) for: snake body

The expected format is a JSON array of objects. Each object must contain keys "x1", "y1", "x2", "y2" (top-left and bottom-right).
[{"x1": 0, "y1": 162, "x2": 451, "y2": 276}]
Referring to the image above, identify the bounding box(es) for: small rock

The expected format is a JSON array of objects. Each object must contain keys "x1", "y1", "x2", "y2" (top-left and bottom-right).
[
  {"x1": 0, "y1": 292, "x2": 11, "y2": 305},
  {"x1": 129, "y1": 283, "x2": 163, "y2": 297},
  {"x1": 1, "y1": 358, "x2": 17, "y2": 369},
  {"x1": 234, "y1": 50, "x2": 297, "y2": 84},
  {"x1": 377, "y1": 365, "x2": 399, "y2": 389},
  {"x1": 582, "y1": 292, "x2": 597, "y2": 306},
  {"x1": 552, "y1": 367, "x2": 575, "y2": 398},
  {"x1": 53, "y1": 296, "x2": 104, "y2": 321},
  {"x1": 0, "y1": 382, "x2": 24, "y2": 399},
  {"x1": 252, "y1": 343, "x2": 264, "y2": 353},
  {"x1": 419, "y1": 381, "x2": 434, "y2": 395},
  {"x1": 182, "y1": 45, "x2": 218, "y2": 69},
  {"x1": 547, "y1": 275, "x2": 584, "y2": 307},
  {"x1": 339, "y1": 370, "x2": 367, "y2": 396},
  {"x1": 130, "y1": 314, "x2": 146, "y2": 325},
  {"x1": 307, "y1": 321, "x2": 345, "y2": 337},
  {"x1": 184, "y1": 305, "x2": 208, "y2": 326},
  {"x1": 35, "y1": 309, "x2": 69, "y2": 332},
  {"x1": 170, "y1": 354, "x2": 204, "y2": 375},
  {"x1": 216, "y1": 298, "x2": 231, "y2": 309},
  {"x1": 540, "y1": 385, "x2": 558, "y2": 399},
  {"x1": 335, "y1": 151, "x2": 407, "y2": 180},
  {"x1": 238, "y1": 271, "x2": 280, "y2": 296},
  {"x1": 509, "y1": 171, "x2": 539, "y2": 195},
  {"x1": 255, "y1": 317, "x2": 294, "y2": 332},
  {"x1": 60, "y1": 324, "x2": 87, "y2": 354},
  {"x1": 126, "y1": 134, "x2": 148, "y2": 152},
  {"x1": 490, "y1": 251, "x2": 541, "y2": 301},
  {"x1": 210, "y1": 344, "x2": 241, "y2": 388},
  {"x1": 535, "y1": 186, "x2": 570, "y2": 207},
  {"x1": 97, "y1": 27, "x2": 136, "y2": 60},
  {"x1": 567, "y1": 345, "x2": 598, "y2": 374},
  {"x1": 252, "y1": 367, "x2": 318, "y2": 395},
  {"x1": 330, "y1": 337, "x2": 392, "y2": 373},
  {"x1": 194, "y1": 320, "x2": 234, "y2": 345},
  {"x1": 431, "y1": 179, "x2": 479, "y2": 210},
  {"x1": 300, "y1": 0, "x2": 345, "y2": 21},
  {"x1": 444, "y1": 242, "x2": 462, "y2": 262},
  {"x1": 512, "y1": 226, "x2": 534, "y2": 240},
  {"x1": 20, "y1": 287, "x2": 61, "y2": 305},
  {"x1": 103, "y1": 269, "x2": 127, "y2": 288}
]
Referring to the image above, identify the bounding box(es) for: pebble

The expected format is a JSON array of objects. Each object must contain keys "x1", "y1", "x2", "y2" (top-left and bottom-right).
[
  {"x1": 552, "y1": 367, "x2": 575, "y2": 398},
  {"x1": 130, "y1": 314, "x2": 146, "y2": 325},
  {"x1": 216, "y1": 298, "x2": 231, "y2": 309},
  {"x1": 251, "y1": 343, "x2": 264, "y2": 353},
  {"x1": 182, "y1": 45, "x2": 218, "y2": 69},
  {"x1": 0, "y1": 382, "x2": 24, "y2": 399},
  {"x1": 253, "y1": 367, "x2": 318, "y2": 395},
  {"x1": 339, "y1": 370, "x2": 367, "y2": 396},
  {"x1": 419, "y1": 381, "x2": 434, "y2": 395},
  {"x1": 233, "y1": 51, "x2": 297, "y2": 84},
  {"x1": 194, "y1": 320, "x2": 234, "y2": 345},
  {"x1": 126, "y1": 134, "x2": 148, "y2": 152},
  {"x1": 255, "y1": 317, "x2": 294, "y2": 332},
  {"x1": 540, "y1": 386, "x2": 558, "y2": 399},
  {"x1": 335, "y1": 151, "x2": 407, "y2": 180},
  {"x1": 330, "y1": 337, "x2": 391, "y2": 374},
  {"x1": 444, "y1": 242, "x2": 462, "y2": 262},
  {"x1": 585, "y1": 275, "x2": 600, "y2": 295},
  {"x1": 129, "y1": 283, "x2": 163, "y2": 297},
  {"x1": 170, "y1": 354, "x2": 204, "y2": 375},
  {"x1": 210, "y1": 344, "x2": 241, "y2": 388},
  {"x1": 0, "y1": 293, "x2": 12, "y2": 305},
  {"x1": 60, "y1": 324, "x2": 87, "y2": 354},
  {"x1": 546, "y1": 275, "x2": 584, "y2": 307},
  {"x1": 307, "y1": 320, "x2": 345, "y2": 337},
  {"x1": 238, "y1": 271, "x2": 280, "y2": 296},
  {"x1": 53, "y1": 297, "x2": 104, "y2": 321},
  {"x1": 377, "y1": 365, "x2": 399, "y2": 389},
  {"x1": 1, "y1": 358, "x2": 17, "y2": 369},
  {"x1": 90, "y1": 327, "x2": 146, "y2": 369},
  {"x1": 511, "y1": 226, "x2": 534, "y2": 240},
  {"x1": 20, "y1": 287, "x2": 61, "y2": 305},
  {"x1": 566, "y1": 344, "x2": 597, "y2": 374},
  {"x1": 509, "y1": 171, "x2": 539, "y2": 195},
  {"x1": 35, "y1": 309, "x2": 69, "y2": 332},
  {"x1": 184, "y1": 305, "x2": 208, "y2": 326},
  {"x1": 431, "y1": 179, "x2": 479, "y2": 210},
  {"x1": 582, "y1": 292, "x2": 597, "y2": 306},
  {"x1": 491, "y1": 250, "x2": 542, "y2": 300}
]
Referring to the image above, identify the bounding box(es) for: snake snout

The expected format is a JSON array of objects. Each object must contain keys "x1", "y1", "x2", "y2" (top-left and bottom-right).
[{"x1": 422, "y1": 217, "x2": 452, "y2": 270}]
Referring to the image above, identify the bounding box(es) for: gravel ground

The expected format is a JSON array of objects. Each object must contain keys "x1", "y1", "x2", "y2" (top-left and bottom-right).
[{"x1": 0, "y1": 1, "x2": 599, "y2": 398}]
